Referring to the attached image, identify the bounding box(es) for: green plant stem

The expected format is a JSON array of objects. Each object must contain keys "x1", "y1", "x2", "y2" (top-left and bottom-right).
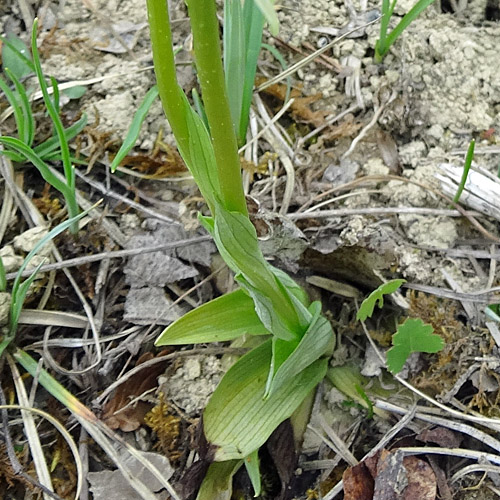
[
  {"x1": 146, "y1": 0, "x2": 190, "y2": 151},
  {"x1": 185, "y1": 0, "x2": 248, "y2": 216}
]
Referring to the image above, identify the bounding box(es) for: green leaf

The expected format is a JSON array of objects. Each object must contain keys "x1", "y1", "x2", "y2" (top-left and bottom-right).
[
  {"x1": 155, "y1": 289, "x2": 269, "y2": 345},
  {"x1": 266, "y1": 301, "x2": 334, "y2": 397},
  {"x1": 0, "y1": 255, "x2": 6, "y2": 292},
  {"x1": 33, "y1": 114, "x2": 88, "y2": 159},
  {"x1": 5, "y1": 68, "x2": 35, "y2": 146},
  {"x1": 224, "y1": 0, "x2": 245, "y2": 133},
  {"x1": 0, "y1": 76, "x2": 26, "y2": 144},
  {"x1": 244, "y1": 450, "x2": 261, "y2": 497},
  {"x1": 1, "y1": 34, "x2": 33, "y2": 79},
  {"x1": 9, "y1": 203, "x2": 98, "y2": 335},
  {"x1": 62, "y1": 85, "x2": 87, "y2": 100},
  {"x1": 110, "y1": 86, "x2": 159, "y2": 172},
  {"x1": 210, "y1": 205, "x2": 304, "y2": 340},
  {"x1": 204, "y1": 339, "x2": 327, "y2": 461},
  {"x1": 252, "y1": 0, "x2": 279, "y2": 36},
  {"x1": 386, "y1": 318, "x2": 444, "y2": 374},
  {"x1": 196, "y1": 460, "x2": 242, "y2": 500},
  {"x1": 356, "y1": 279, "x2": 406, "y2": 321}
]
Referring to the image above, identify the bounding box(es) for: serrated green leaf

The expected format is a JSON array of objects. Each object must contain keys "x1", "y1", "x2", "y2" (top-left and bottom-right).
[
  {"x1": 204, "y1": 339, "x2": 327, "y2": 461},
  {"x1": 110, "y1": 86, "x2": 159, "y2": 172},
  {"x1": 155, "y1": 289, "x2": 269, "y2": 345},
  {"x1": 386, "y1": 318, "x2": 444, "y2": 374},
  {"x1": 356, "y1": 279, "x2": 406, "y2": 321}
]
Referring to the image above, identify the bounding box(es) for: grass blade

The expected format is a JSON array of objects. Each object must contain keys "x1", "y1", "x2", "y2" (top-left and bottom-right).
[
  {"x1": 453, "y1": 139, "x2": 475, "y2": 204},
  {"x1": 252, "y1": 0, "x2": 279, "y2": 35},
  {"x1": 0, "y1": 76, "x2": 26, "y2": 142},
  {"x1": 0, "y1": 256, "x2": 6, "y2": 291},
  {"x1": 5, "y1": 68, "x2": 36, "y2": 146},
  {"x1": 31, "y1": 19, "x2": 78, "y2": 224},
  {"x1": 110, "y1": 85, "x2": 159, "y2": 172},
  {"x1": 33, "y1": 114, "x2": 88, "y2": 159},
  {"x1": 0, "y1": 34, "x2": 34, "y2": 79},
  {"x1": 224, "y1": 0, "x2": 245, "y2": 134}
]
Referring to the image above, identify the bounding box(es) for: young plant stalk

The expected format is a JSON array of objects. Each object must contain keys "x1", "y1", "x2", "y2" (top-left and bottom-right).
[{"x1": 146, "y1": 0, "x2": 334, "y2": 494}]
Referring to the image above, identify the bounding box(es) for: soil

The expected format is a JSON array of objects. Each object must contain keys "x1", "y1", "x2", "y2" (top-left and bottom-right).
[{"x1": 1, "y1": 0, "x2": 500, "y2": 499}]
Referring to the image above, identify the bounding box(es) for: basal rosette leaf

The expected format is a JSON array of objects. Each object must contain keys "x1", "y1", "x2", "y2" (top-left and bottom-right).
[
  {"x1": 204, "y1": 339, "x2": 327, "y2": 461},
  {"x1": 155, "y1": 289, "x2": 269, "y2": 345}
]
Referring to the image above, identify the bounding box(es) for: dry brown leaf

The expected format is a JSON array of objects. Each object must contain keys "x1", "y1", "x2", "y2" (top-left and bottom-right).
[
  {"x1": 343, "y1": 462, "x2": 374, "y2": 500},
  {"x1": 102, "y1": 351, "x2": 169, "y2": 432},
  {"x1": 417, "y1": 426, "x2": 462, "y2": 449},
  {"x1": 344, "y1": 449, "x2": 437, "y2": 500}
]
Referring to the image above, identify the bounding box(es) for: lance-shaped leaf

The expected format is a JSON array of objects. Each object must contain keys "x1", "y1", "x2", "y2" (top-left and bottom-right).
[
  {"x1": 204, "y1": 339, "x2": 327, "y2": 461},
  {"x1": 205, "y1": 205, "x2": 307, "y2": 341},
  {"x1": 156, "y1": 289, "x2": 269, "y2": 345},
  {"x1": 266, "y1": 301, "x2": 334, "y2": 397}
]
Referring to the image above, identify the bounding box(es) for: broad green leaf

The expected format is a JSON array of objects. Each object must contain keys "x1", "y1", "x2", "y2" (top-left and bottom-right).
[
  {"x1": 356, "y1": 279, "x2": 406, "y2": 321},
  {"x1": 1, "y1": 34, "x2": 33, "y2": 79},
  {"x1": 244, "y1": 449, "x2": 261, "y2": 497},
  {"x1": 110, "y1": 86, "x2": 159, "y2": 172},
  {"x1": 196, "y1": 460, "x2": 242, "y2": 500},
  {"x1": 386, "y1": 318, "x2": 444, "y2": 374},
  {"x1": 156, "y1": 289, "x2": 269, "y2": 345},
  {"x1": 252, "y1": 0, "x2": 279, "y2": 36},
  {"x1": 266, "y1": 301, "x2": 334, "y2": 397},
  {"x1": 204, "y1": 339, "x2": 327, "y2": 461},
  {"x1": 211, "y1": 205, "x2": 303, "y2": 340}
]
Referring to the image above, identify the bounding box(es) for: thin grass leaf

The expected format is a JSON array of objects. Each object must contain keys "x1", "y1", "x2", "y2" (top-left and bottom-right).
[
  {"x1": 224, "y1": 0, "x2": 245, "y2": 134},
  {"x1": 252, "y1": 0, "x2": 279, "y2": 36},
  {"x1": 261, "y1": 42, "x2": 292, "y2": 103},
  {"x1": 191, "y1": 88, "x2": 209, "y2": 131},
  {"x1": 0, "y1": 77, "x2": 26, "y2": 142},
  {"x1": 31, "y1": 19, "x2": 78, "y2": 226},
  {"x1": 33, "y1": 113, "x2": 88, "y2": 159},
  {"x1": 9, "y1": 259, "x2": 45, "y2": 337},
  {"x1": 156, "y1": 289, "x2": 269, "y2": 345},
  {"x1": 0, "y1": 256, "x2": 6, "y2": 292},
  {"x1": 0, "y1": 136, "x2": 71, "y2": 196},
  {"x1": 236, "y1": 0, "x2": 265, "y2": 145},
  {"x1": 0, "y1": 34, "x2": 34, "y2": 79},
  {"x1": 376, "y1": 0, "x2": 436, "y2": 61},
  {"x1": 50, "y1": 76, "x2": 61, "y2": 115},
  {"x1": 110, "y1": 85, "x2": 159, "y2": 172},
  {"x1": 5, "y1": 68, "x2": 35, "y2": 146},
  {"x1": 453, "y1": 139, "x2": 475, "y2": 204},
  {"x1": 14, "y1": 348, "x2": 182, "y2": 500},
  {"x1": 9, "y1": 203, "x2": 98, "y2": 336}
]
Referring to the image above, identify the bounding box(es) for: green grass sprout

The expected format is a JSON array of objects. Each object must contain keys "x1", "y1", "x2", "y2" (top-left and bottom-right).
[
  {"x1": 0, "y1": 19, "x2": 87, "y2": 234},
  {"x1": 110, "y1": 85, "x2": 159, "y2": 172},
  {"x1": 453, "y1": 138, "x2": 475, "y2": 204},
  {"x1": 0, "y1": 256, "x2": 6, "y2": 292},
  {"x1": 375, "y1": 0, "x2": 436, "y2": 62},
  {"x1": 0, "y1": 33, "x2": 35, "y2": 79}
]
